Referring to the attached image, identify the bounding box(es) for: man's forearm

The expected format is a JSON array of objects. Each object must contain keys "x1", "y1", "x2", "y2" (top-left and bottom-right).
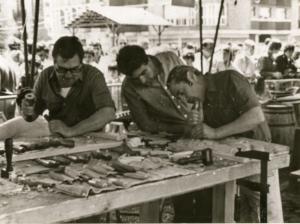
[
  {"x1": 215, "y1": 106, "x2": 265, "y2": 139},
  {"x1": 69, "y1": 107, "x2": 115, "y2": 137}
]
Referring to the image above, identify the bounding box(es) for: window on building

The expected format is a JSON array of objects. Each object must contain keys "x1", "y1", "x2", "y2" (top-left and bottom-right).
[
  {"x1": 258, "y1": 7, "x2": 271, "y2": 19},
  {"x1": 202, "y1": 2, "x2": 227, "y2": 26},
  {"x1": 252, "y1": 6, "x2": 256, "y2": 17},
  {"x1": 273, "y1": 7, "x2": 288, "y2": 20}
]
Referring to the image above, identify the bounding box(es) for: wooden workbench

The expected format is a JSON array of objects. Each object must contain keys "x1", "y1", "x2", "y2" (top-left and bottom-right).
[{"x1": 0, "y1": 136, "x2": 290, "y2": 223}]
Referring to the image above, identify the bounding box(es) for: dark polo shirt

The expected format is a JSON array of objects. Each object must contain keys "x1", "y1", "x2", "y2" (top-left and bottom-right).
[
  {"x1": 204, "y1": 70, "x2": 260, "y2": 137},
  {"x1": 33, "y1": 64, "x2": 115, "y2": 126},
  {"x1": 275, "y1": 54, "x2": 297, "y2": 76},
  {"x1": 122, "y1": 51, "x2": 187, "y2": 134}
]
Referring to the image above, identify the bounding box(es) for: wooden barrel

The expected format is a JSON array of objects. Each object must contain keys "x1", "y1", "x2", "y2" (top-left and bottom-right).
[{"x1": 263, "y1": 104, "x2": 295, "y2": 151}]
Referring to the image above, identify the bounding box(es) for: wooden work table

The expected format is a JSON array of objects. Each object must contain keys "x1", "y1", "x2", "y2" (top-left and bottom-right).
[{"x1": 0, "y1": 136, "x2": 290, "y2": 223}]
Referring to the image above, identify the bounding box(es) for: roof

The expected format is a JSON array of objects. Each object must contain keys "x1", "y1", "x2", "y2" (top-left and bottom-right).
[{"x1": 66, "y1": 6, "x2": 173, "y2": 28}]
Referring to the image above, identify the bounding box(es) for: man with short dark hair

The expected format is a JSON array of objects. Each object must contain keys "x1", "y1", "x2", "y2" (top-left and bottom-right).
[
  {"x1": 33, "y1": 36, "x2": 115, "y2": 137},
  {"x1": 276, "y1": 44, "x2": 297, "y2": 78},
  {"x1": 117, "y1": 45, "x2": 186, "y2": 134},
  {"x1": 167, "y1": 65, "x2": 282, "y2": 223}
]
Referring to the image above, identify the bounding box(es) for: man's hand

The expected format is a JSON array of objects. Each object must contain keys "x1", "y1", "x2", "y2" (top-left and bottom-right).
[
  {"x1": 49, "y1": 120, "x2": 73, "y2": 137},
  {"x1": 202, "y1": 124, "x2": 218, "y2": 139},
  {"x1": 190, "y1": 124, "x2": 203, "y2": 139},
  {"x1": 188, "y1": 110, "x2": 202, "y2": 126}
]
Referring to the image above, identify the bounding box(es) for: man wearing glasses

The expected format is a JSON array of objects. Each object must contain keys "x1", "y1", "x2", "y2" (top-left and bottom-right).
[
  {"x1": 33, "y1": 36, "x2": 115, "y2": 137},
  {"x1": 116, "y1": 45, "x2": 187, "y2": 135}
]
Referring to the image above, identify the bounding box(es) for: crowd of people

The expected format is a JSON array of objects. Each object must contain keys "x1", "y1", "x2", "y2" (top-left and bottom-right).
[{"x1": 0, "y1": 34, "x2": 297, "y2": 222}]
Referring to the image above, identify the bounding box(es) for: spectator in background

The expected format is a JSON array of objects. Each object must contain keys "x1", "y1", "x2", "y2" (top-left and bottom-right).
[
  {"x1": 257, "y1": 39, "x2": 282, "y2": 79},
  {"x1": 37, "y1": 44, "x2": 51, "y2": 69},
  {"x1": 92, "y1": 42, "x2": 103, "y2": 64},
  {"x1": 106, "y1": 61, "x2": 124, "y2": 84},
  {"x1": 139, "y1": 37, "x2": 150, "y2": 53},
  {"x1": 182, "y1": 46, "x2": 195, "y2": 67},
  {"x1": 117, "y1": 35, "x2": 127, "y2": 50},
  {"x1": 234, "y1": 39, "x2": 258, "y2": 83},
  {"x1": 215, "y1": 45, "x2": 236, "y2": 72},
  {"x1": 276, "y1": 44, "x2": 297, "y2": 78},
  {"x1": 194, "y1": 39, "x2": 217, "y2": 74},
  {"x1": 83, "y1": 47, "x2": 98, "y2": 67},
  {"x1": 293, "y1": 51, "x2": 300, "y2": 72},
  {"x1": 256, "y1": 39, "x2": 282, "y2": 96}
]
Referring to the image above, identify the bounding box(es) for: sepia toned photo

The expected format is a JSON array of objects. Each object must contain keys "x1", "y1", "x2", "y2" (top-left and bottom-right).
[{"x1": 0, "y1": 0, "x2": 298, "y2": 223}]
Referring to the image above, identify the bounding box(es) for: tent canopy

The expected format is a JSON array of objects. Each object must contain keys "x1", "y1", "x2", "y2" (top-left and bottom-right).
[{"x1": 66, "y1": 6, "x2": 173, "y2": 29}]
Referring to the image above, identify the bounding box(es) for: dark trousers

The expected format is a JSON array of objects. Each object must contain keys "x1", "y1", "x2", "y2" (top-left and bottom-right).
[{"x1": 173, "y1": 188, "x2": 212, "y2": 223}]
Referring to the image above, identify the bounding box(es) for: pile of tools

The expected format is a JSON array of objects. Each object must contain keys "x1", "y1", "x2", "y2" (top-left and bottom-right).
[{"x1": 1, "y1": 135, "x2": 216, "y2": 197}]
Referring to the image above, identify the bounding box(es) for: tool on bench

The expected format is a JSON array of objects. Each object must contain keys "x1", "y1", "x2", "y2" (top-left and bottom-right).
[
  {"x1": 172, "y1": 148, "x2": 213, "y2": 166},
  {"x1": 20, "y1": 138, "x2": 75, "y2": 151},
  {"x1": 234, "y1": 149, "x2": 270, "y2": 223},
  {"x1": 35, "y1": 158, "x2": 60, "y2": 168},
  {"x1": 1, "y1": 138, "x2": 13, "y2": 178},
  {"x1": 91, "y1": 150, "x2": 112, "y2": 161}
]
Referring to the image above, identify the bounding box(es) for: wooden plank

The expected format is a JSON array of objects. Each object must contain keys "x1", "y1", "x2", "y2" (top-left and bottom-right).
[
  {"x1": 0, "y1": 154, "x2": 289, "y2": 223},
  {"x1": 212, "y1": 184, "x2": 225, "y2": 223},
  {"x1": 0, "y1": 141, "x2": 122, "y2": 163},
  {"x1": 139, "y1": 200, "x2": 161, "y2": 223},
  {"x1": 212, "y1": 181, "x2": 236, "y2": 223},
  {"x1": 0, "y1": 179, "x2": 23, "y2": 195},
  {"x1": 224, "y1": 181, "x2": 236, "y2": 222}
]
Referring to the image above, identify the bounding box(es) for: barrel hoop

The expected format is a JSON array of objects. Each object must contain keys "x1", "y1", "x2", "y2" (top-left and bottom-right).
[
  {"x1": 264, "y1": 111, "x2": 294, "y2": 114},
  {"x1": 268, "y1": 123, "x2": 295, "y2": 127}
]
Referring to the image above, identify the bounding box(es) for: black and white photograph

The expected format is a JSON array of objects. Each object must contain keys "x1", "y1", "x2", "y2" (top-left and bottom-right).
[{"x1": 0, "y1": 0, "x2": 299, "y2": 223}]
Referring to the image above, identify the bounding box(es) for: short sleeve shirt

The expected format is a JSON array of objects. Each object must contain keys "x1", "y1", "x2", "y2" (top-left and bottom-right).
[
  {"x1": 33, "y1": 64, "x2": 115, "y2": 126},
  {"x1": 204, "y1": 70, "x2": 260, "y2": 136}
]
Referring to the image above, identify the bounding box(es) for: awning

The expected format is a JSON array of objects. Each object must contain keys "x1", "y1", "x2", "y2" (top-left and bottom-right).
[{"x1": 66, "y1": 6, "x2": 172, "y2": 29}]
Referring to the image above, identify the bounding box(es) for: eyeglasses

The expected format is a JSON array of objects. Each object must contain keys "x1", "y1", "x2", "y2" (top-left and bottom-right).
[{"x1": 55, "y1": 65, "x2": 82, "y2": 74}]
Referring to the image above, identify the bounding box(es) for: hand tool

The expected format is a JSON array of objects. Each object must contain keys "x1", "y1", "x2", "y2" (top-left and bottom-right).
[
  {"x1": 172, "y1": 148, "x2": 213, "y2": 166},
  {"x1": 123, "y1": 171, "x2": 149, "y2": 180},
  {"x1": 51, "y1": 156, "x2": 71, "y2": 165},
  {"x1": 88, "y1": 179, "x2": 109, "y2": 188},
  {"x1": 64, "y1": 155, "x2": 81, "y2": 163},
  {"x1": 35, "y1": 158, "x2": 60, "y2": 168},
  {"x1": 20, "y1": 138, "x2": 75, "y2": 151},
  {"x1": 91, "y1": 150, "x2": 112, "y2": 161},
  {"x1": 49, "y1": 171, "x2": 74, "y2": 184},
  {"x1": 111, "y1": 160, "x2": 136, "y2": 173}
]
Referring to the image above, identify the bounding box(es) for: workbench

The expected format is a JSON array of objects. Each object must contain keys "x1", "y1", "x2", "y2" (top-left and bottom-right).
[{"x1": 0, "y1": 135, "x2": 290, "y2": 223}]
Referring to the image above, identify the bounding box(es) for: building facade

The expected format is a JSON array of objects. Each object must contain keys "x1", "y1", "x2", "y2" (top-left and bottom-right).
[{"x1": 0, "y1": 0, "x2": 299, "y2": 48}]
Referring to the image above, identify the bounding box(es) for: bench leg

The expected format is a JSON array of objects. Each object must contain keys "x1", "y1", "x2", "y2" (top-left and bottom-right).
[
  {"x1": 212, "y1": 180, "x2": 236, "y2": 223},
  {"x1": 139, "y1": 200, "x2": 161, "y2": 223}
]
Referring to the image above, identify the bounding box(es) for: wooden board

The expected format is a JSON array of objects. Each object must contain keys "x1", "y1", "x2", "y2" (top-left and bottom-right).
[
  {"x1": 0, "y1": 152, "x2": 289, "y2": 224},
  {"x1": 0, "y1": 141, "x2": 122, "y2": 164},
  {"x1": 0, "y1": 179, "x2": 23, "y2": 195}
]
